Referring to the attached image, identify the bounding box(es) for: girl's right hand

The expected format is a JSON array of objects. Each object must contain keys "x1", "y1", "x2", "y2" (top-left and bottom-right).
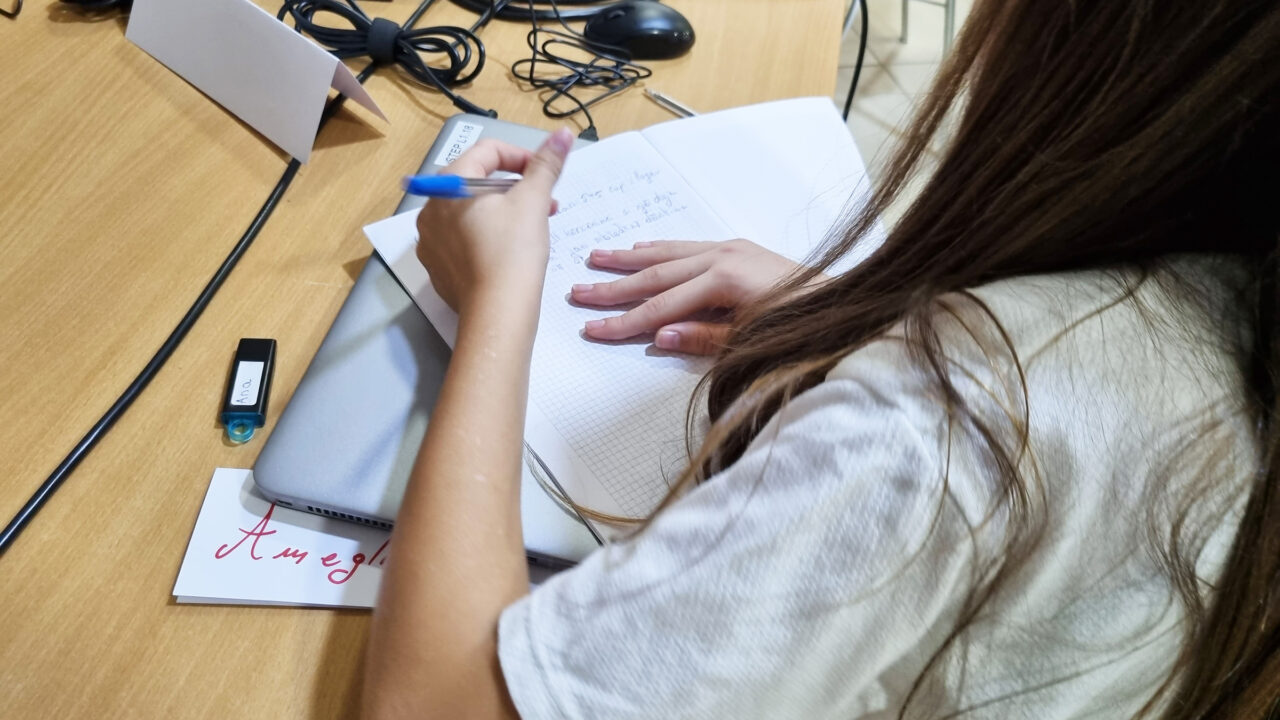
[{"x1": 570, "y1": 239, "x2": 815, "y2": 355}]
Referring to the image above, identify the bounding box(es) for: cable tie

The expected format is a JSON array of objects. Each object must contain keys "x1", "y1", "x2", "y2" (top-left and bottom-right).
[{"x1": 367, "y1": 16, "x2": 403, "y2": 66}]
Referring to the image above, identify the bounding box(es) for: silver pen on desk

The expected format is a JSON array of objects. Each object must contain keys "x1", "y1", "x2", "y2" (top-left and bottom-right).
[{"x1": 645, "y1": 89, "x2": 699, "y2": 118}]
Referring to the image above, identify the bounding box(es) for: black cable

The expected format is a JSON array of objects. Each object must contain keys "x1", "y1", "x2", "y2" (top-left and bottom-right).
[
  {"x1": 842, "y1": 0, "x2": 869, "y2": 121},
  {"x1": 449, "y1": 0, "x2": 611, "y2": 22},
  {"x1": 57, "y1": 0, "x2": 128, "y2": 10},
  {"x1": 0, "y1": 0, "x2": 438, "y2": 556},
  {"x1": 279, "y1": 0, "x2": 501, "y2": 117},
  {"x1": 510, "y1": 0, "x2": 650, "y2": 140},
  {"x1": 0, "y1": 161, "x2": 302, "y2": 555}
]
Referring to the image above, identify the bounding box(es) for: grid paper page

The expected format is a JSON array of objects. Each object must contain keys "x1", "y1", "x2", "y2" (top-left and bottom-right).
[{"x1": 532, "y1": 132, "x2": 736, "y2": 517}]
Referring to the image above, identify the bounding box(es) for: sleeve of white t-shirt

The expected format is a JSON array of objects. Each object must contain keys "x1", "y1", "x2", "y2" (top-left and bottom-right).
[{"x1": 498, "y1": 340, "x2": 979, "y2": 720}]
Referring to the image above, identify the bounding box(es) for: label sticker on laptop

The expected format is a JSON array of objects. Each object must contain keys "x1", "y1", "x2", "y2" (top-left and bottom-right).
[{"x1": 433, "y1": 121, "x2": 484, "y2": 166}]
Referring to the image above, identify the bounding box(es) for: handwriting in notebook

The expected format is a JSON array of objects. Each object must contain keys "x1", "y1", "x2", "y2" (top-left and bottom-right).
[
  {"x1": 549, "y1": 166, "x2": 693, "y2": 275},
  {"x1": 526, "y1": 137, "x2": 729, "y2": 517}
]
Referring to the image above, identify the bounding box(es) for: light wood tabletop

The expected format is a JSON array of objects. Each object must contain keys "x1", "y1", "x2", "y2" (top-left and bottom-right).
[{"x1": 0, "y1": 0, "x2": 842, "y2": 716}]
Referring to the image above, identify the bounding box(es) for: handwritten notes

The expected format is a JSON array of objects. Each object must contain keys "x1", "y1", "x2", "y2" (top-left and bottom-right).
[
  {"x1": 174, "y1": 469, "x2": 389, "y2": 608},
  {"x1": 550, "y1": 169, "x2": 691, "y2": 269}
]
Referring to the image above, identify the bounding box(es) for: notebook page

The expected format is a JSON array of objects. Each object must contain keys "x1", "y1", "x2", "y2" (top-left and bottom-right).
[
  {"x1": 640, "y1": 97, "x2": 884, "y2": 270},
  {"x1": 531, "y1": 131, "x2": 735, "y2": 519},
  {"x1": 365, "y1": 131, "x2": 736, "y2": 523}
]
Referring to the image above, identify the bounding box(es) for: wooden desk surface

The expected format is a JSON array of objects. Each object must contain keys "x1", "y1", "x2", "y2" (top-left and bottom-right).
[{"x1": 0, "y1": 1, "x2": 841, "y2": 716}]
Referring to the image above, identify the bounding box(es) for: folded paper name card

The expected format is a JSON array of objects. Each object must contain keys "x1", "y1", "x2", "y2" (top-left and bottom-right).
[
  {"x1": 174, "y1": 468, "x2": 389, "y2": 607},
  {"x1": 127, "y1": 0, "x2": 386, "y2": 162}
]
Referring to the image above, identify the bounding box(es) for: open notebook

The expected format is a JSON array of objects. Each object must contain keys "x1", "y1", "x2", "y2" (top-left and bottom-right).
[{"x1": 364, "y1": 97, "x2": 880, "y2": 531}]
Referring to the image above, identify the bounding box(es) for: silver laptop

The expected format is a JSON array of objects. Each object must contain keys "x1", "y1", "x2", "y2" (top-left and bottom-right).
[{"x1": 253, "y1": 115, "x2": 601, "y2": 570}]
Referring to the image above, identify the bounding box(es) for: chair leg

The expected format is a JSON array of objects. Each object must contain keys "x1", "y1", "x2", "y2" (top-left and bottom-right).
[{"x1": 901, "y1": 0, "x2": 909, "y2": 42}]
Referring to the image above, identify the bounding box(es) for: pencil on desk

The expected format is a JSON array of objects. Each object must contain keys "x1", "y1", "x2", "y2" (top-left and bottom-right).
[{"x1": 645, "y1": 89, "x2": 699, "y2": 118}]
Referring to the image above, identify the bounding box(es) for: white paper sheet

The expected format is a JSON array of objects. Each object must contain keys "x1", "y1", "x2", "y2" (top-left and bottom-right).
[
  {"x1": 640, "y1": 96, "x2": 883, "y2": 270},
  {"x1": 127, "y1": 0, "x2": 386, "y2": 162},
  {"x1": 174, "y1": 468, "x2": 389, "y2": 608}
]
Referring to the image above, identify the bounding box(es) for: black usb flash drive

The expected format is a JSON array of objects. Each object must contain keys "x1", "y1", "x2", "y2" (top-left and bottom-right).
[{"x1": 220, "y1": 338, "x2": 276, "y2": 444}]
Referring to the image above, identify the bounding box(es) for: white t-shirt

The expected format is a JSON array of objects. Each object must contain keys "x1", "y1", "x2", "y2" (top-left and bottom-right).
[{"x1": 498, "y1": 257, "x2": 1255, "y2": 719}]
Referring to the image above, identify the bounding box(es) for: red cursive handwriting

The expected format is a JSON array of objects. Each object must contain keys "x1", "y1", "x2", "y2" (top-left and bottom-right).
[
  {"x1": 272, "y1": 547, "x2": 308, "y2": 565},
  {"x1": 327, "y1": 553, "x2": 365, "y2": 585},
  {"x1": 368, "y1": 539, "x2": 389, "y2": 567},
  {"x1": 326, "y1": 540, "x2": 391, "y2": 585},
  {"x1": 215, "y1": 503, "x2": 278, "y2": 560},
  {"x1": 212, "y1": 505, "x2": 391, "y2": 586}
]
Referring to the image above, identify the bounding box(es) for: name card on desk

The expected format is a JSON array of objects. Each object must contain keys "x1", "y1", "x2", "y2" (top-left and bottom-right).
[
  {"x1": 174, "y1": 468, "x2": 389, "y2": 608},
  {"x1": 126, "y1": 0, "x2": 386, "y2": 162}
]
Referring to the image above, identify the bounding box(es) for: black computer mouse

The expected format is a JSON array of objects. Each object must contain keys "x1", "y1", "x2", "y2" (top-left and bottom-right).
[{"x1": 583, "y1": 1, "x2": 696, "y2": 60}]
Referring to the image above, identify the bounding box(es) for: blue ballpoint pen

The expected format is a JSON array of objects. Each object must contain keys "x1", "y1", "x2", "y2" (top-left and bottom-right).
[{"x1": 401, "y1": 175, "x2": 518, "y2": 199}]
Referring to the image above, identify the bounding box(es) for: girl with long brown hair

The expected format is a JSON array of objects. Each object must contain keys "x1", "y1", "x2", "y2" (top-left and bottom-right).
[{"x1": 363, "y1": 1, "x2": 1279, "y2": 717}]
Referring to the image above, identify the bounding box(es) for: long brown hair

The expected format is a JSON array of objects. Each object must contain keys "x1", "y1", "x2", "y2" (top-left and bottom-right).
[{"x1": 660, "y1": 0, "x2": 1279, "y2": 716}]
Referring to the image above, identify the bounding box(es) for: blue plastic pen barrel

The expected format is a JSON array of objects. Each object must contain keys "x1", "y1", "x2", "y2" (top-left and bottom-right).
[
  {"x1": 402, "y1": 175, "x2": 470, "y2": 198},
  {"x1": 220, "y1": 338, "x2": 276, "y2": 444}
]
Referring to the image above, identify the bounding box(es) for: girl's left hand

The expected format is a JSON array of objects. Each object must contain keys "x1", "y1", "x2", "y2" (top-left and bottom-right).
[
  {"x1": 415, "y1": 129, "x2": 573, "y2": 316},
  {"x1": 571, "y1": 239, "x2": 811, "y2": 355}
]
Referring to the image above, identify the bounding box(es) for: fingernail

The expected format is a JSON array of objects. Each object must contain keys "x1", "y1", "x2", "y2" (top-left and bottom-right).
[
  {"x1": 585, "y1": 319, "x2": 605, "y2": 331},
  {"x1": 656, "y1": 330, "x2": 680, "y2": 349},
  {"x1": 634, "y1": 241, "x2": 652, "y2": 248},
  {"x1": 549, "y1": 127, "x2": 573, "y2": 155},
  {"x1": 591, "y1": 249, "x2": 613, "y2": 260},
  {"x1": 572, "y1": 284, "x2": 593, "y2": 294}
]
